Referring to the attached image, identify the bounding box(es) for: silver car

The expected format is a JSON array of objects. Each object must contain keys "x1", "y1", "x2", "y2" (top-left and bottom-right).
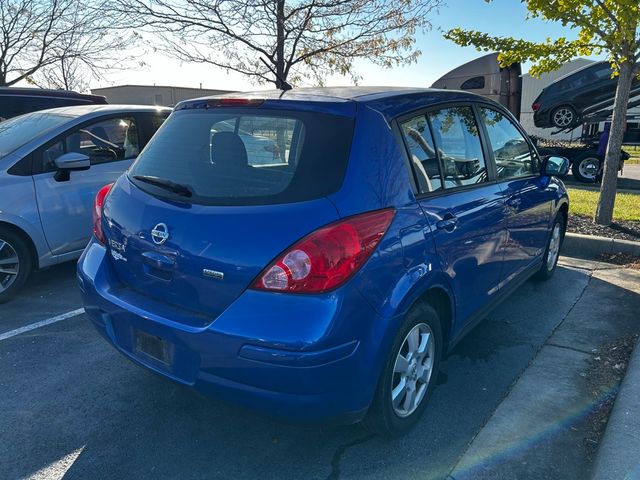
[{"x1": 0, "y1": 105, "x2": 171, "y2": 302}]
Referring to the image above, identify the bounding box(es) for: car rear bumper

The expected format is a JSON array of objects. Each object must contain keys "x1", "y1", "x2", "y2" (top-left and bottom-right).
[{"x1": 77, "y1": 240, "x2": 386, "y2": 422}]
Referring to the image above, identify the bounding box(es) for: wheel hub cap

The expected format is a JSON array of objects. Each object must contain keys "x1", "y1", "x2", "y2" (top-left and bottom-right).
[{"x1": 391, "y1": 323, "x2": 435, "y2": 418}]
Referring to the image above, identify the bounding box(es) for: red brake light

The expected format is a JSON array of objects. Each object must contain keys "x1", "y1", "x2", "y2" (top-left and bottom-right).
[
  {"x1": 93, "y1": 183, "x2": 113, "y2": 245},
  {"x1": 251, "y1": 209, "x2": 395, "y2": 294},
  {"x1": 207, "y1": 98, "x2": 264, "y2": 107},
  {"x1": 532, "y1": 102, "x2": 541, "y2": 111}
]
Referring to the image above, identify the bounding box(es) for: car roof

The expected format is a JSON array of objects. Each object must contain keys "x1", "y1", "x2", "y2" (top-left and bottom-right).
[
  {"x1": 0, "y1": 86, "x2": 106, "y2": 102},
  {"x1": 550, "y1": 61, "x2": 608, "y2": 84},
  {"x1": 33, "y1": 104, "x2": 172, "y2": 117},
  {"x1": 178, "y1": 87, "x2": 490, "y2": 119}
]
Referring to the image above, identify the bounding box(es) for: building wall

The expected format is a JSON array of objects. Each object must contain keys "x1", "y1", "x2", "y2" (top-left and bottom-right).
[
  {"x1": 91, "y1": 85, "x2": 233, "y2": 106},
  {"x1": 519, "y1": 59, "x2": 594, "y2": 140}
]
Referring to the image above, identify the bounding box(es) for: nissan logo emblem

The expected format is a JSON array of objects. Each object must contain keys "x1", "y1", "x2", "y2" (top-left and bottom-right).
[{"x1": 151, "y1": 223, "x2": 169, "y2": 245}]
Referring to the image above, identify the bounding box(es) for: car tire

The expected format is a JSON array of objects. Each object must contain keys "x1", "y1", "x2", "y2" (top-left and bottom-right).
[
  {"x1": 571, "y1": 154, "x2": 600, "y2": 183},
  {"x1": 364, "y1": 302, "x2": 442, "y2": 437},
  {"x1": 534, "y1": 215, "x2": 565, "y2": 281},
  {"x1": 551, "y1": 105, "x2": 578, "y2": 129},
  {"x1": 0, "y1": 227, "x2": 33, "y2": 304}
]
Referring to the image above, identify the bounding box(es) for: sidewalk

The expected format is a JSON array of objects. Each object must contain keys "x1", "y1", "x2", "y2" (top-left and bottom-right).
[{"x1": 448, "y1": 258, "x2": 640, "y2": 480}]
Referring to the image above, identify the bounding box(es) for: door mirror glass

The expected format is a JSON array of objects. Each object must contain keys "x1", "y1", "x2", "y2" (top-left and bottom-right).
[
  {"x1": 54, "y1": 152, "x2": 91, "y2": 171},
  {"x1": 542, "y1": 156, "x2": 569, "y2": 176}
]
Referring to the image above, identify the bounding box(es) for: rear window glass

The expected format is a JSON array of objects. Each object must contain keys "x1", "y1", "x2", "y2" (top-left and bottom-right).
[{"x1": 129, "y1": 109, "x2": 354, "y2": 205}]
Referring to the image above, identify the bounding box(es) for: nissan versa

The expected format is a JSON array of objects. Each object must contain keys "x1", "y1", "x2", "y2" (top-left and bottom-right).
[{"x1": 78, "y1": 87, "x2": 570, "y2": 436}]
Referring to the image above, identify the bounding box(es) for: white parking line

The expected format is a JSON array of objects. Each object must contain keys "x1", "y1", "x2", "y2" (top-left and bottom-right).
[{"x1": 0, "y1": 308, "x2": 85, "y2": 341}]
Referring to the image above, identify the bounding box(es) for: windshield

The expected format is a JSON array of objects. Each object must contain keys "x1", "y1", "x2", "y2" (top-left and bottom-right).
[
  {"x1": 128, "y1": 109, "x2": 355, "y2": 205},
  {"x1": 0, "y1": 112, "x2": 73, "y2": 158}
]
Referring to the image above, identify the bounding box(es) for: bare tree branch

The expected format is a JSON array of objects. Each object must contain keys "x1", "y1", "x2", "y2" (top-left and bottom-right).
[{"x1": 115, "y1": 0, "x2": 443, "y2": 87}]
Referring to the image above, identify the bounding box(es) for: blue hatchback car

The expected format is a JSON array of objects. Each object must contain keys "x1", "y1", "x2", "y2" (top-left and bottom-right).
[{"x1": 78, "y1": 87, "x2": 569, "y2": 435}]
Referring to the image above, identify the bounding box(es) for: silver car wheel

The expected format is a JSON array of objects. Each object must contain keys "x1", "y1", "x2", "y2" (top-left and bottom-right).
[
  {"x1": 552, "y1": 107, "x2": 575, "y2": 128},
  {"x1": 578, "y1": 157, "x2": 599, "y2": 181},
  {"x1": 547, "y1": 223, "x2": 561, "y2": 271},
  {"x1": 391, "y1": 323, "x2": 435, "y2": 418},
  {"x1": 0, "y1": 239, "x2": 19, "y2": 294}
]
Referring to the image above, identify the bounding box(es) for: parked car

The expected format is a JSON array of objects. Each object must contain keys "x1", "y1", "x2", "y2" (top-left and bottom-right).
[
  {"x1": 78, "y1": 88, "x2": 569, "y2": 436},
  {"x1": 0, "y1": 87, "x2": 107, "y2": 121},
  {"x1": 532, "y1": 61, "x2": 640, "y2": 129},
  {"x1": 0, "y1": 105, "x2": 171, "y2": 302}
]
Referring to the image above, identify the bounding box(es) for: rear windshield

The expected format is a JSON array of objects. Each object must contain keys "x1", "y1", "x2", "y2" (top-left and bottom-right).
[
  {"x1": 0, "y1": 111, "x2": 73, "y2": 158},
  {"x1": 128, "y1": 109, "x2": 354, "y2": 205}
]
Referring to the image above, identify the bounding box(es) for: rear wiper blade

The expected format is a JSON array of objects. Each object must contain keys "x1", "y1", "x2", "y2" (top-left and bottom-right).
[{"x1": 132, "y1": 175, "x2": 193, "y2": 197}]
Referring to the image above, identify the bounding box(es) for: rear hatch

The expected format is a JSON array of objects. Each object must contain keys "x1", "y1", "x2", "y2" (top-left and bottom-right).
[{"x1": 102, "y1": 100, "x2": 355, "y2": 324}]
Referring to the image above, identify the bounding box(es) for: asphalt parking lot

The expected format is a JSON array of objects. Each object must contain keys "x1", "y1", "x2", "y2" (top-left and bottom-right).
[{"x1": 0, "y1": 259, "x2": 626, "y2": 480}]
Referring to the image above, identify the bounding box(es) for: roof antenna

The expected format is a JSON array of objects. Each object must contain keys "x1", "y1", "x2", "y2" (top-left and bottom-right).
[{"x1": 260, "y1": 57, "x2": 292, "y2": 94}]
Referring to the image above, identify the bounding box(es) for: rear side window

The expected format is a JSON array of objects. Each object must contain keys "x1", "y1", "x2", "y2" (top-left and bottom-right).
[
  {"x1": 129, "y1": 109, "x2": 354, "y2": 205},
  {"x1": 480, "y1": 107, "x2": 537, "y2": 179},
  {"x1": 400, "y1": 114, "x2": 443, "y2": 193},
  {"x1": 427, "y1": 106, "x2": 488, "y2": 188}
]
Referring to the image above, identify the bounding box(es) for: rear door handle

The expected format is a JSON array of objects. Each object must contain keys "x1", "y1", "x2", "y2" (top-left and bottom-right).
[{"x1": 436, "y1": 214, "x2": 458, "y2": 232}]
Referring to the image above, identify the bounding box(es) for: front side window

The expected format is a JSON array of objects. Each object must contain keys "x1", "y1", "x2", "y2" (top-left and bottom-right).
[
  {"x1": 400, "y1": 114, "x2": 442, "y2": 193},
  {"x1": 480, "y1": 107, "x2": 536, "y2": 180},
  {"x1": 42, "y1": 116, "x2": 139, "y2": 171},
  {"x1": 428, "y1": 106, "x2": 487, "y2": 188}
]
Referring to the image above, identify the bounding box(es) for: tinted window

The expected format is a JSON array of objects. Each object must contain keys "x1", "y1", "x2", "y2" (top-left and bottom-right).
[
  {"x1": 0, "y1": 95, "x2": 89, "y2": 120},
  {"x1": 400, "y1": 114, "x2": 442, "y2": 193},
  {"x1": 0, "y1": 111, "x2": 73, "y2": 158},
  {"x1": 41, "y1": 117, "x2": 139, "y2": 171},
  {"x1": 428, "y1": 106, "x2": 487, "y2": 188},
  {"x1": 129, "y1": 109, "x2": 354, "y2": 206},
  {"x1": 461, "y1": 76, "x2": 485, "y2": 90},
  {"x1": 480, "y1": 107, "x2": 536, "y2": 179},
  {"x1": 591, "y1": 63, "x2": 613, "y2": 80}
]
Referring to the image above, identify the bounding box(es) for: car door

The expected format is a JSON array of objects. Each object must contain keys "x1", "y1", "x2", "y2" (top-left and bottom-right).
[
  {"x1": 477, "y1": 105, "x2": 554, "y2": 286},
  {"x1": 32, "y1": 115, "x2": 142, "y2": 255},
  {"x1": 398, "y1": 104, "x2": 508, "y2": 326}
]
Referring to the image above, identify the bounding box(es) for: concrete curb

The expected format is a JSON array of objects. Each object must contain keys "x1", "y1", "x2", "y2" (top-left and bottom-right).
[
  {"x1": 563, "y1": 233, "x2": 640, "y2": 259},
  {"x1": 590, "y1": 337, "x2": 640, "y2": 480}
]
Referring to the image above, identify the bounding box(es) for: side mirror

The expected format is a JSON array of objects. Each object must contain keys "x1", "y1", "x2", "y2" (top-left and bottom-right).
[
  {"x1": 542, "y1": 155, "x2": 569, "y2": 176},
  {"x1": 54, "y1": 152, "x2": 91, "y2": 171}
]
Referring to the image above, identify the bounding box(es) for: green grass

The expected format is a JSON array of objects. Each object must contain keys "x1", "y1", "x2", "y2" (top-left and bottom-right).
[
  {"x1": 625, "y1": 145, "x2": 640, "y2": 164},
  {"x1": 567, "y1": 187, "x2": 640, "y2": 221}
]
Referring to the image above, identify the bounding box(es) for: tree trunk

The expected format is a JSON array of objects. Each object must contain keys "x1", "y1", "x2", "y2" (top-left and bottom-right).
[
  {"x1": 275, "y1": 0, "x2": 286, "y2": 89},
  {"x1": 594, "y1": 60, "x2": 634, "y2": 225}
]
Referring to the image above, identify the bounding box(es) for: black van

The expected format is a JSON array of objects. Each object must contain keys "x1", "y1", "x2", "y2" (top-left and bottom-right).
[{"x1": 0, "y1": 87, "x2": 107, "y2": 121}]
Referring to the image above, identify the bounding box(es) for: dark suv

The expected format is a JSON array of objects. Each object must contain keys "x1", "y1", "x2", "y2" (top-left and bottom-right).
[
  {"x1": 0, "y1": 87, "x2": 107, "y2": 121},
  {"x1": 532, "y1": 61, "x2": 640, "y2": 129}
]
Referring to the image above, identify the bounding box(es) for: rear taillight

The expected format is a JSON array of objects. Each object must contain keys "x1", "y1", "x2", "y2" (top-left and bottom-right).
[
  {"x1": 93, "y1": 183, "x2": 113, "y2": 245},
  {"x1": 532, "y1": 102, "x2": 541, "y2": 111},
  {"x1": 251, "y1": 208, "x2": 395, "y2": 294}
]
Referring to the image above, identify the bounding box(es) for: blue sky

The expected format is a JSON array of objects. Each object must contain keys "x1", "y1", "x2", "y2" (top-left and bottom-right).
[{"x1": 99, "y1": 0, "x2": 595, "y2": 91}]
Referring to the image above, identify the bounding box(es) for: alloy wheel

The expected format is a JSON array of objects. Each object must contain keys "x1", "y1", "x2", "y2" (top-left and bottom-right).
[
  {"x1": 547, "y1": 223, "x2": 561, "y2": 271},
  {"x1": 391, "y1": 323, "x2": 435, "y2": 418},
  {"x1": 0, "y1": 239, "x2": 20, "y2": 294},
  {"x1": 552, "y1": 107, "x2": 575, "y2": 128}
]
